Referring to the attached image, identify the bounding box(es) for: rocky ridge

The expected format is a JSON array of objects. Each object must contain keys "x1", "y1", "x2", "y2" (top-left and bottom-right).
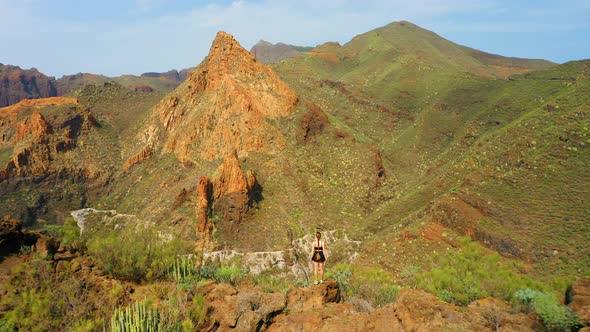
[
  {"x1": 0, "y1": 64, "x2": 58, "y2": 107},
  {"x1": 126, "y1": 31, "x2": 298, "y2": 166}
]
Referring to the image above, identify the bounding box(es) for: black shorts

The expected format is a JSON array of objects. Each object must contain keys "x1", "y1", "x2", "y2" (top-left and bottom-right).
[{"x1": 312, "y1": 251, "x2": 326, "y2": 263}]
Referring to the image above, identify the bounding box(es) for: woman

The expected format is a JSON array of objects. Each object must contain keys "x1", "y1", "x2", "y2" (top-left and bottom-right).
[{"x1": 310, "y1": 231, "x2": 328, "y2": 285}]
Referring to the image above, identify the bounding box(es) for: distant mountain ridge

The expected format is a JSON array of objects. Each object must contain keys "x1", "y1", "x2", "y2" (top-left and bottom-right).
[
  {"x1": 0, "y1": 64, "x2": 58, "y2": 107},
  {"x1": 0, "y1": 64, "x2": 193, "y2": 107},
  {"x1": 250, "y1": 40, "x2": 313, "y2": 64}
]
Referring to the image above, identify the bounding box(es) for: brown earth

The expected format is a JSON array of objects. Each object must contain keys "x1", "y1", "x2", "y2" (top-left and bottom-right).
[{"x1": 198, "y1": 280, "x2": 540, "y2": 332}]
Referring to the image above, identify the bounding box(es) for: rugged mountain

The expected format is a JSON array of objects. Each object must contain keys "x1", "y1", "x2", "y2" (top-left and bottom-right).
[
  {"x1": 0, "y1": 64, "x2": 58, "y2": 107},
  {"x1": 1, "y1": 21, "x2": 589, "y2": 331},
  {"x1": 272, "y1": 21, "x2": 589, "y2": 276},
  {"x1": 250, "y1": 40, "x2": 311, "y2": 64},
  {"x1": 140, "y1": 68, "x2": 193, "y2": 82},
  {"x1": 0, "y1": 65, "x2": 191, "y2": 108}
]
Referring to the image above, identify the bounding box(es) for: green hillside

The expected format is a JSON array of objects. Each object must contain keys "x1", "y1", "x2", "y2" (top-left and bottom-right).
[{"x1": 1, "y1": 21, "x2": 588, "y2": 331}]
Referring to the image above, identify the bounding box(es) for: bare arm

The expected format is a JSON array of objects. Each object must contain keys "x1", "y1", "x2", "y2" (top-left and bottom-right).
[{"x1": 323, "y1": 240, "x2": 328, "y2": 260}]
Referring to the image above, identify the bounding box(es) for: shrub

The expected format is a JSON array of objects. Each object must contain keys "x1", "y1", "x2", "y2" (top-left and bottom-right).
[
  {"x1": 44, "y1": 217, "x2": 81, "y2": 245},
  {"x1": 326, "y1": 263, "x2": 401, "y2": 307},
  {"x1": 326, "y1": 263, "x2": 352, "y2": 296},
  {"x1": 214, "y1": 266, "x2": 247, "y2": 285},
  {"x1": 417, "y1": 237, "x2": 544, "y2": 305},
  {"x1": 253, "y1": 272, "x2": 292, "y2": 293},
  {"x1": 190, "y1": 294, "x2": 206, "y2": 324},
  {"x1": 514, "y1": 290, "x2": 581, "y2": 331},
  {"x1": 374, "y1": 285, "x2": 401, "y2": 306},
  {"x1": 0, "y1": 257, "x2": 120, "y2": 331},
  {"x1": 87, "y1": 224, "x2": 191, "y2": 282},
  {"x1": 514, "y1": 288, "x2": 544, "y2": 312}
]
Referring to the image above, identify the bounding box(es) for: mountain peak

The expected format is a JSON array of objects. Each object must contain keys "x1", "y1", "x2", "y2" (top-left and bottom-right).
[{"x1": 127, "y1": 31, "x2": 299, "y2": 164}]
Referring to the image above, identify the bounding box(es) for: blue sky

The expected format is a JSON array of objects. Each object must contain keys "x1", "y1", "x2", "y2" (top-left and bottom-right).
[{"x1": 0, "y1": 0, "x2": 588, "y2": 77}]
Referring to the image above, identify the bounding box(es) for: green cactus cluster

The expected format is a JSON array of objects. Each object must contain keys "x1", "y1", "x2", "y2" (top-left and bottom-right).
[
  {"x1": 169, "y1": 256, "x2": 199, "y2": 282},
  {"x1": 110, "y1": 301, "x2": 163, "y2": 332}
]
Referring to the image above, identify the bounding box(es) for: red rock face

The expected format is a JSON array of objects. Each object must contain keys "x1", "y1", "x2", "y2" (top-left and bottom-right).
[
  {"x1": 194, "y1": 155, "x2": 260, "y2": 248},
  {"x1": 148, "y1": 31, "x2": 298, "y2": 162},
  {"x1": 0, "y1": 97, "x2": 96, "y2": 181},
  {"x1": 0, "y1": 65, "x2": 58, "y2": 107},
  {"x1": 13, "y1": 111, "x2": 52, "y2": 144},
  {"x1": 196, "y1": 176, "x2": 213, "y2": 233},
  {"x1": 211, "y1": 154, "x2": 259, "y2": 224}
]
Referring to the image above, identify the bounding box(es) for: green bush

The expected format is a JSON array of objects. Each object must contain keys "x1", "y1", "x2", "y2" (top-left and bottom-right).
[
  {"x1": 417, "y1": 237, "x2": 544, "y2": 305},
  {"x1": 374, "y1": 285, "x2": 402, "y2": 306},
  {"x1": 190, "y1": 294, "x2": 206, "y2": 324},
  {"x1": 87, "y1": 224, "x2": 191, "y2": 282},
  {"x1": 0, "y1": 257, "x2": 116, "y2": 331},
  {"x1": 327, "y1": 263, "x2": 401, "y2": 307},
  {"x1": 214, "y1": 266, "x2": 247, "y2": 285},
  {"x1": 44, "y1": 217, "x2": 81, "y2": 245},
  {"x1": 514, "y1": 289, "x2": 581, "y2": 331},
  {"x1": 514, "y1": 288, "x2": 544, "y2": 312}
]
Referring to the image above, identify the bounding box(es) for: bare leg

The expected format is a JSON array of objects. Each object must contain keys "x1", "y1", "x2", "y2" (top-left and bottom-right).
[
  {"x1": 313, "y1": 262, "x2": 319, "y2": 284},
  {"x1": 319, "y1": 262, "x2": 324, "y2": 281}
]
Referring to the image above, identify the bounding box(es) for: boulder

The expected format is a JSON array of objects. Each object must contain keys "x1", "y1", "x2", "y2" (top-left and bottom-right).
[
  {"x1": 286, "y1": 280, "x2": 341, "y2": 313},
  {"x1": 200, "y1": 283, "x2": 287, "y2": 331}
]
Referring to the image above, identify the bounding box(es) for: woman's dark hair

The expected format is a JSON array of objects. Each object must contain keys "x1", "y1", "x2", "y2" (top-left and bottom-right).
[{"x1": 316, "y1": 231, "x2": 321, "y2": 238}]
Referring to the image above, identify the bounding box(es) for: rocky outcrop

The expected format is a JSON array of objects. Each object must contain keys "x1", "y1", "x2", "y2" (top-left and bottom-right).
[
  {"x1": 0, "y1": 64, "x2": 58, "y2": 107},
  {"x1": 299, "y1": 102, "x2": 329, "y2": 144},
  {"x1": 122, "y1": 125, "x2": 158, "y2": 170},
  {"x1": 200, "y1": 282, "x2": 286, "y2": 331},
  {"x1": 431, "y1": 193, "x2": 525, "y2": 259},
  {"x1": 203, "y1": 230, "x2": 362, "y2": 277},
  {"x1": 196, "y1": 176, "x2": 213, "y2": 233},
  {"x1": 0, "y1": 215, "x2": 59, "y2": 259},
  {"x1": 568, "y1": 278, "x2": 590, "y2": 326},
  {"x1": 13, "y1": 111, "x2": 52, "y2": 144},
  {"x1": 269, "y1": 286, "x2": 538, "y2": 332},
  {"x1": 195, "y1": 155, "x2": 260, "y2": 247},
  {"x1": 135, "y1": 31, "x2": 298, "y2": 163},
  {"x1": 285, "y1": 280, "x2": 342, "y2": 313},
  {"x1": 0, "y1": 97, "x2": 97, "y2": 181},
  {"x1": 212, "y1": 154, "x2": 260, "y2": 224}
]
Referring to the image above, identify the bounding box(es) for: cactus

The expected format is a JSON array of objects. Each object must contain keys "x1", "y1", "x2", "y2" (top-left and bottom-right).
[
  {"x1": 169, "y1": 256, "x2": 198, "y2": 282},
  {"x1": 110, "y1": 301, "x2": 163, "y2": 332}
]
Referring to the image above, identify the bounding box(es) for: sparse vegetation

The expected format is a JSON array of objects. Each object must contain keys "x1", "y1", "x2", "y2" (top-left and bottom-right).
[
  {"x1": 86, "y1": 224, "x2": 191, "y2": 281},
  {"x1": 417, "y1": 237, "x2": 545, "y2": 305},
  {"x1": 514, "y1": 289, "x2": 582, "y2": 331},
  {"x1": 328, "y1": 263, "x2": 401, "y2": 307}
]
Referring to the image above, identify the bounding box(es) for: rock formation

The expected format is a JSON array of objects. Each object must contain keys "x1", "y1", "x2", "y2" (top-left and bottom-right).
[
  {"x1": 13, "y1": 111, "x2": 52, "y2": 144},
  {"x1": 131, "y1": 31, "x2": 298, "y2": 165},
  {"x1": 0, "y1": 64, "x2": 58, "y2": 107},
  {"x1": 212, "y1": 153, "x2": 259, "y2": 223},
  {"x1": 195, "y1": 154, "x2": 261, "y2": 248},
  {"x1": 0, "y1": 97, "x2": 97, "y2": 181},
  {"x1": 568, "y1": 277, "x2": 590, "y2": 327},
  {"x1": 195, "y1": 280, "x2": 538, "y2": 332},
  {"x1": 298, "y1": 101, "x2": 329, "y2": 144}
]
